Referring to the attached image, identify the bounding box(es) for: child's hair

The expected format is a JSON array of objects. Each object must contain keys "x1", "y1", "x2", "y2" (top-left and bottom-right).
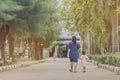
[{"x1": 82, "y1": 50, "x2": 86, "y2": 55}]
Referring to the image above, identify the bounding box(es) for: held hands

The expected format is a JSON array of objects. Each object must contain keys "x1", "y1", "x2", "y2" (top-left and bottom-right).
[{"x1": 79, "y1": 57, "x2": 81, "y2": 60}]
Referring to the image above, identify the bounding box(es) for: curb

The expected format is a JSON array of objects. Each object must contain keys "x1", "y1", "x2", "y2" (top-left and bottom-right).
[
  {"x1": 90, "y1": 60, "x2": 120, "y2": 75},
  {"x1": 98, "y1": 64, "x2": 120, "y2": 75},
  {"x1": 0, "y1": 59, "x2": 47, "y2": 73}
]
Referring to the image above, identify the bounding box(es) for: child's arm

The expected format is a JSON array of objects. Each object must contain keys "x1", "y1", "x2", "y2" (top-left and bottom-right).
[{"x1": 79, "y1": 55, "x2": 82, "y2": 60}]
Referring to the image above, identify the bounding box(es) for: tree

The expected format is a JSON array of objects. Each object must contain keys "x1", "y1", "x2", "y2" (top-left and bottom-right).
[
  {"x1": 0, "y1": 0, "x2": 24, "y2": 63},
  {"x1": 61, "y1": 0, "x2": 119, "y2": 54},
  {"x1": 111, "y1": 0, "x2": 119, "y2": 52},
  {"x1": 15, "y1": 0, "x2": 61, "y2": 60},
  {"x1": 61, "y1": 0, "x2": 106, "y2": 53}
]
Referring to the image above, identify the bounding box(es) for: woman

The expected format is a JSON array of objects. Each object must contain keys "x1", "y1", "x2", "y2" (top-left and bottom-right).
[{"x1": 67, "y1": 36, "x2": 81, "y2": 73}]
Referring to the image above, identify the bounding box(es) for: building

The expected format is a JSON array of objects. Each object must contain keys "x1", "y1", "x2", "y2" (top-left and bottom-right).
[{"x1": 53, "y1": 28, "x2": 81, "y2": 57}]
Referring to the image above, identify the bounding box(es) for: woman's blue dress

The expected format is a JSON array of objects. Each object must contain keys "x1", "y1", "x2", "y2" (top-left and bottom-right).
[{"x1": 68, "y1": 42, "x2": 80, "y2": 62}]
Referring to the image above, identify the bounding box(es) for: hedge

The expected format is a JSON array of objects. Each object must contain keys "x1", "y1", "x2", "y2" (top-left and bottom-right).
[{"x1": 89, "y1": 55, "x2": 120, "y2": 67}]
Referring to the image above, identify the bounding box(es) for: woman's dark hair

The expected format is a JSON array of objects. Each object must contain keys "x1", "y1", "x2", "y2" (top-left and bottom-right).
[
  {"x1": 72, "y1": 36, "x2": 76, "y2": 43},
  {"x1": 82, "y1": 51, "x2": 86, "y2": 55}
]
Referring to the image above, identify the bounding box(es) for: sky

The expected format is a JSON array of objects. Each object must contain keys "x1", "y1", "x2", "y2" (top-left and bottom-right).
[{"x1": 59, "y1": 28, "x2": 80, "y2": 39}]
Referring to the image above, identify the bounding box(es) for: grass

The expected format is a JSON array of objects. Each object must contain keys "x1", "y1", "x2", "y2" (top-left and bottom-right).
[{"x1": 16, "y1": 57, "x2": 33, "y2": 62}]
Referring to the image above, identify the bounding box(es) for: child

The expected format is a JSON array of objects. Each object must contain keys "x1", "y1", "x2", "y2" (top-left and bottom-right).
[{"x1": 80, "y1": 51, "x2": 88, "y2": 72}]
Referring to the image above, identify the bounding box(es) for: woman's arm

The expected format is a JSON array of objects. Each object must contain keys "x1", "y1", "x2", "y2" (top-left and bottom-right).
[{"x1": 67, "y1": 48, "x2": 70, "y2": 58}]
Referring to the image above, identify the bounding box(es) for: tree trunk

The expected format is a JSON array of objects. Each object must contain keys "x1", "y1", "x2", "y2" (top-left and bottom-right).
[
  {"x1": 87, "y1": 33, "x2": 92, "y2": 54},
  {"x1": 34, "y1": 39, "x2": 40, "y2": 60},
  {"x1": 81, "y1": 35, "x2": 86, "y2": 51},
  {"x1": 34, "y1": 37, "x2": 45, "y2": 60},
  {"x1": 0, "y1": 34, "x2": 6, "y2": 63},
  {"x1": 111, "y1": 0, "x2": 119, "y2": 52},
  {"x1": 107, "y1": 33, "x2": 112, "y2": 52},
  {"x1": 35, "y1": 46, "x2": 39, "y2": 60},
  {"x1": 92, "y1": 35, "x2": 100, "y2": 54},
  {"x1": 8, "y1": 34, "x2": 14, "y2": 62},
  {"x1": 28, "y1": 38, "x2": 35, "y2": 59},
  {"x1": 0, "y1": 25, "x2": 8, "y2": 64},
  {"x1": 39, "y1": 46, "x2": 43, "y2": 59}
]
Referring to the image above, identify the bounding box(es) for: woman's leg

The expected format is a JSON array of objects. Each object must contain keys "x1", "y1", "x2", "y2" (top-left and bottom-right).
[
  {"x1": 70, "y1": 62, "x2": 73, "y2": 72},
  {"x1": 73, "y1": 62, "x2": 77, "y2": 72}
]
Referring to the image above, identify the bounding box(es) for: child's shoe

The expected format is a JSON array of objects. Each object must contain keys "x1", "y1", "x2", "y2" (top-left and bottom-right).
[{"x1": 83, "y1": 70, "x2": 86, "y2": 72}]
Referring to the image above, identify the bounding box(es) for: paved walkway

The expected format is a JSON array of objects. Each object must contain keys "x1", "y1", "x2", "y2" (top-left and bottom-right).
[{"x1": 0, "y1": 58, "x2": 119, "y2": 80}]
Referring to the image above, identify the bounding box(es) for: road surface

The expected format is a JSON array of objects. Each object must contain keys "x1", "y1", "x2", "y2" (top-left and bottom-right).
[{"x1": 0, "y1": 58, "x2": 119, "y2": 80}]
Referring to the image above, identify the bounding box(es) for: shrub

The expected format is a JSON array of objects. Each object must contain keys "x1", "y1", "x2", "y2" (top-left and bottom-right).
[{"x1": 88, "y1": 54, "x2": 120, "y2": 67}]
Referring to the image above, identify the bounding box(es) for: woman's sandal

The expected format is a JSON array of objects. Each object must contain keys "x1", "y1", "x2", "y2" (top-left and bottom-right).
[
  {"x1": 74, "y1": 71, "x2": 77, "y2": 73},
  {"x1": 69, "y1": 69, "x2": 72, "y2": 72}
]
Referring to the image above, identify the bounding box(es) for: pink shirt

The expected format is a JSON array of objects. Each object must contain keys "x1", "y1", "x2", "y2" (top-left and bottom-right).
[{"x1": 80, "y1": 55, "x2": 88, "y2": 67}]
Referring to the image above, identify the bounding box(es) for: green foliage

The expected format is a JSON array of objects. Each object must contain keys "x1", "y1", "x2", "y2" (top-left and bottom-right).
[
  {"x1": 89, "y1": 53, "x2": 120, "y2": 67},
  {"x1": 116, "y1": 6, "x2": 120, "y2": 13},
  {"x1": 15, "y1": 0, "x2": 61, "y2": 47},
  {"x1": 61, "y1": 0, "x2": 117, "y2": 52},
  {"x1": 10, "y1": 0, "x2": 60, "y2": 44},
  {"x1": 25, "y1": 0, "x2": 60, "y2": 46},
  {"x1": 61, "y1": 0, "x2": 107, "y2": 49},
  {"x1": 0, "y1": 0, "x2": 24, "y2": 22},
  {"x1": 0, "y1": 0, "x2": 61, "y2": 48}
]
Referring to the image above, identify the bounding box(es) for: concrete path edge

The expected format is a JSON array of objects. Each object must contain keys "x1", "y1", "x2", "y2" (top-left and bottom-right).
[
  {"x1": 0, "y1": 59, "x2": 47, "y2": 73},
  {"x1": 90, "y1": 60, "x2": 120, "y2": 75}
]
